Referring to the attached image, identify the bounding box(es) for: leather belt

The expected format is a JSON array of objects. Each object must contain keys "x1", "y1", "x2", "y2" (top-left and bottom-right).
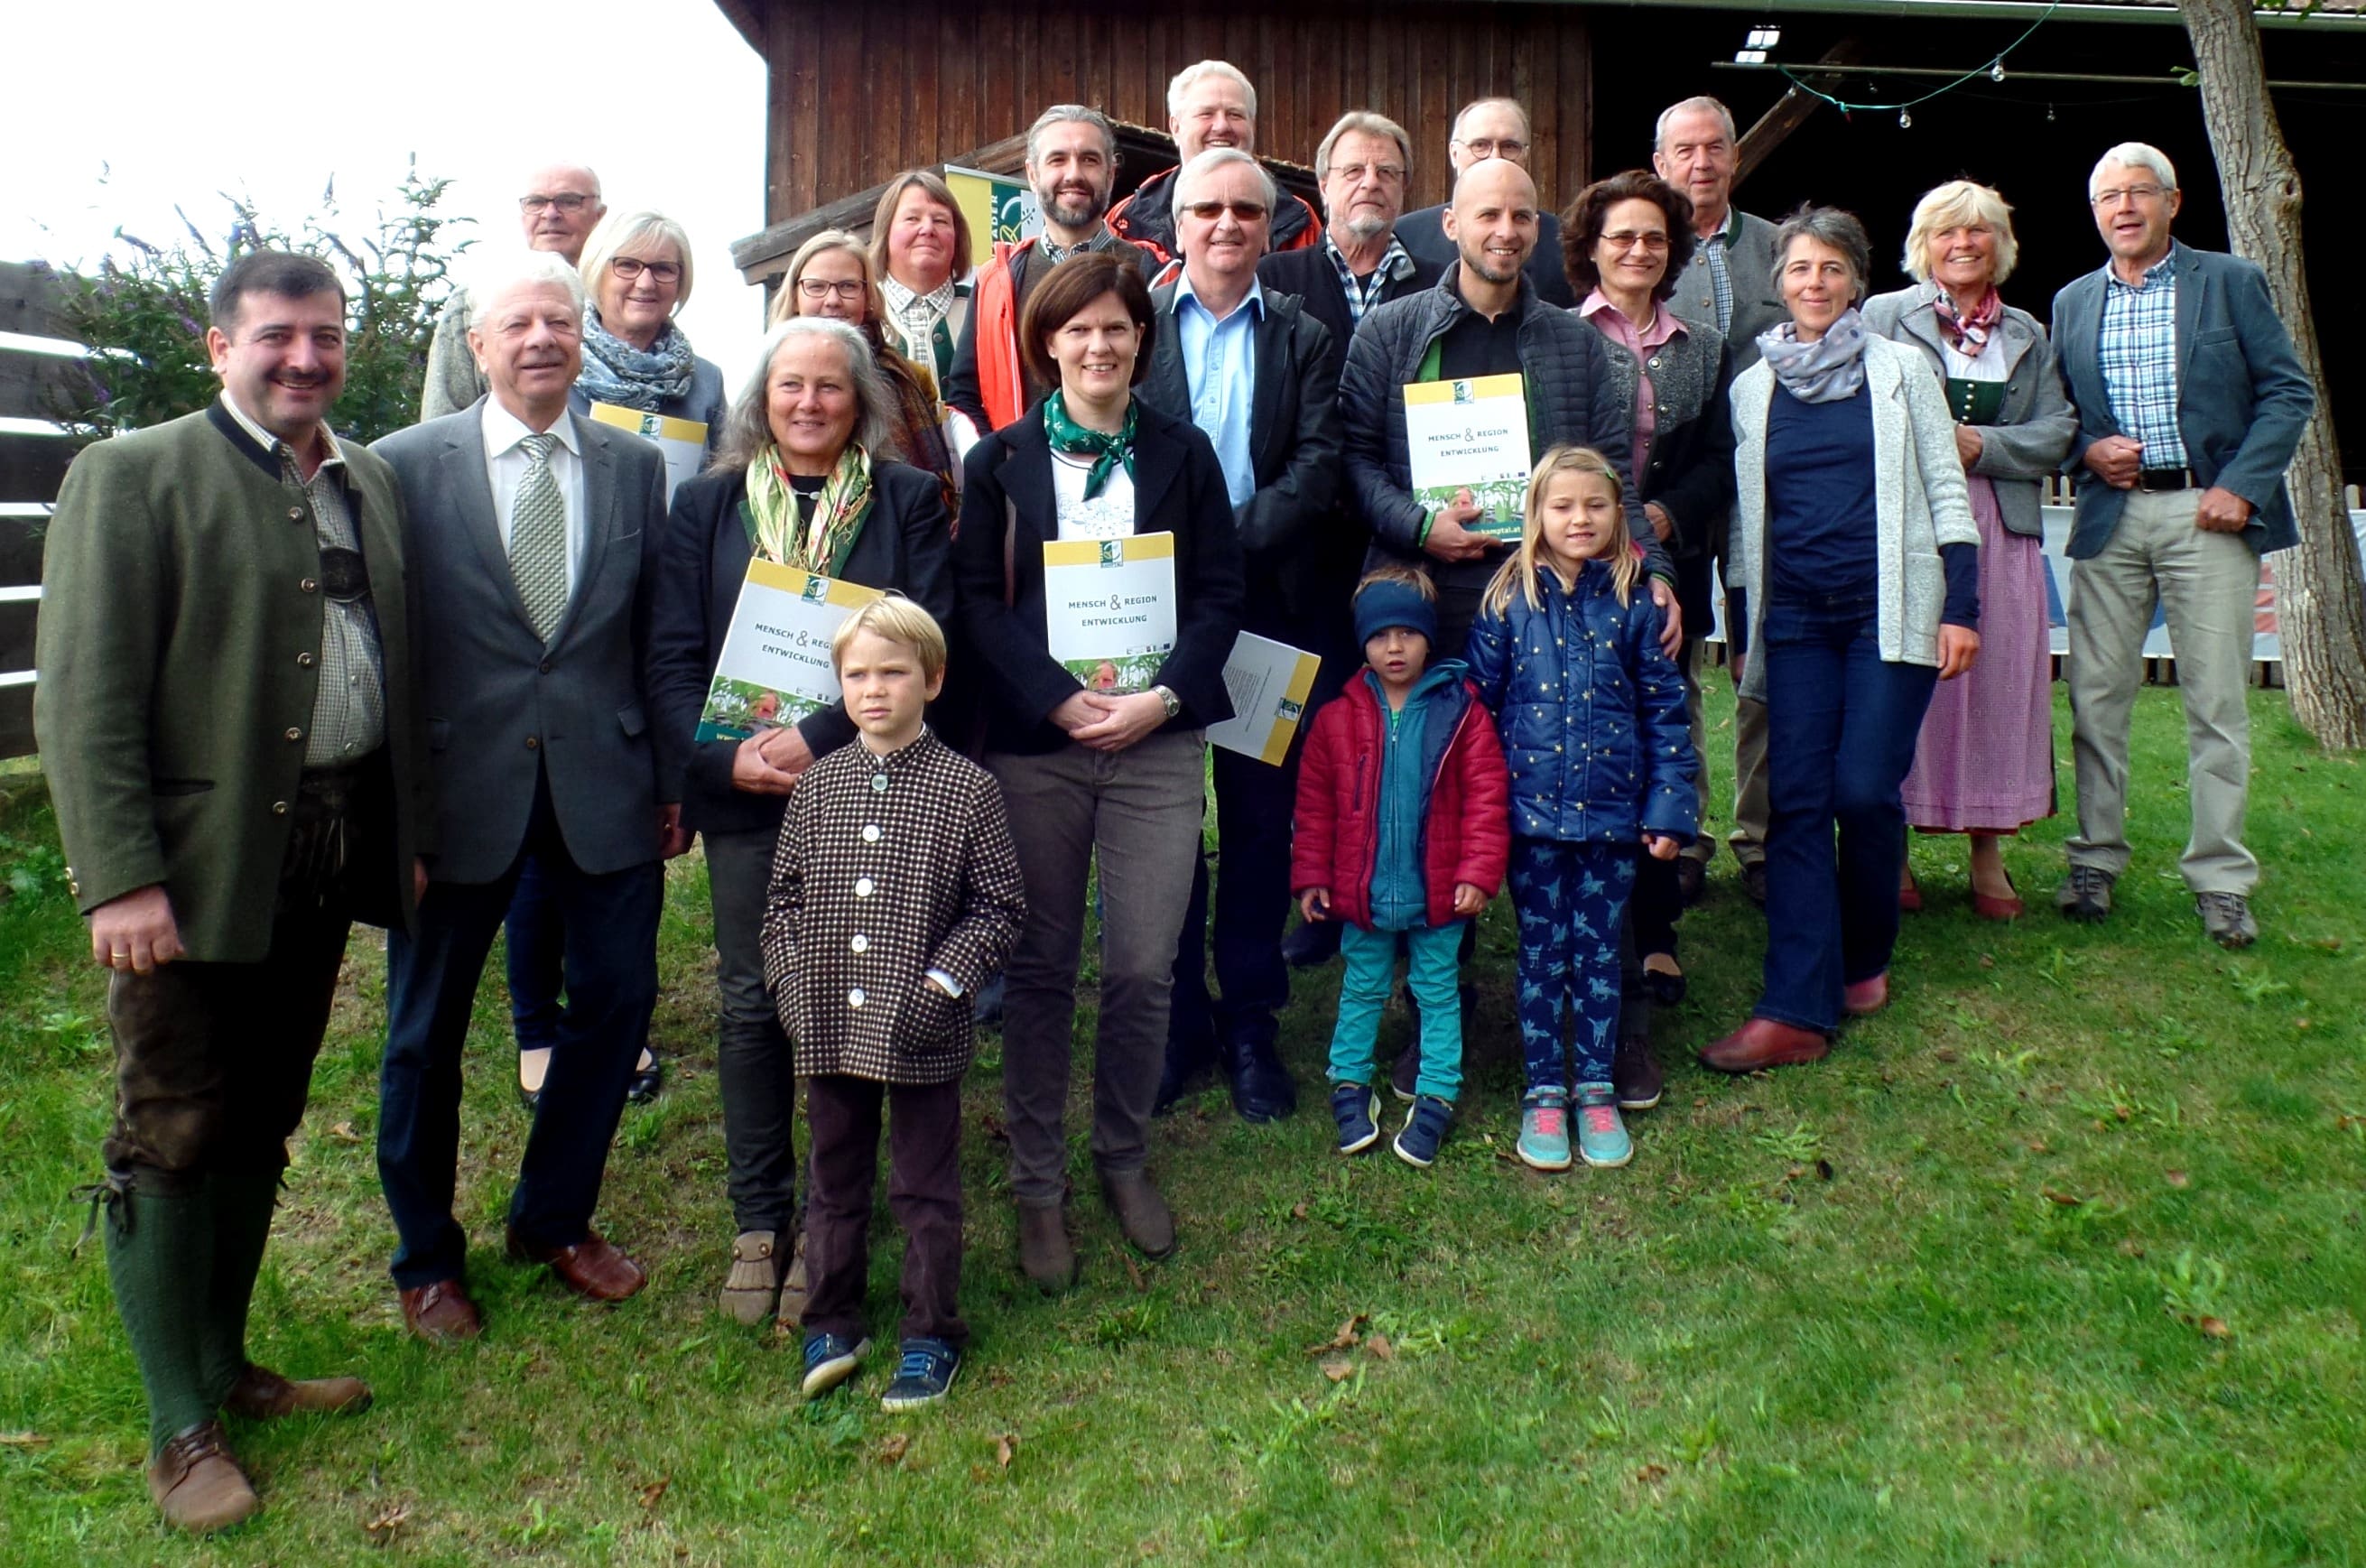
[{"x1": 2136, "y1": 468, "x2": 2196, "y2": 492}]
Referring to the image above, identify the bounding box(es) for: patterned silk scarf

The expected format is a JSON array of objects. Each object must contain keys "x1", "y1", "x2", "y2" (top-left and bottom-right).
[
  {"x1": 577, "y1": 311, "x2": 697, "y2": 411},
  {"x1": 1041, "y1": 389, "x2": 1137, "y2": 499},
  {"x1": 1757, "y1": 307, "x2": 1871, "y2": 404},
  {"x1": 743, "y1": 441, "x2": 875, "y2": 574},
  {"x1": 1931, "y1": 288, "x2": 2004, "y2": 354}
]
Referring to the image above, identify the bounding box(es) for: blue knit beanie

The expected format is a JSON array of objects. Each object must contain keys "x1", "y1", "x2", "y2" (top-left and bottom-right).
[{"x1": 1353, "y1": 580, "x2": 1438, "y2": 646}]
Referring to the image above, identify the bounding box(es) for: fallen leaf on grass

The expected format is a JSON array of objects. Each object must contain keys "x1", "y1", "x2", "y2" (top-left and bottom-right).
[
  {"x1": 1307, "y1": 1314, "x2": 1369, "y2": 1355},
  {"x1": 328, "y1": 1121, "x2": 364, "y2": 1142},
  {"x1": 1636, "y1": 1462, "x2": 1669, "y2": 1485},
  {"x1": 1290, "y1": 1201, "x2": 1308, "y2": 1220},
  {"x1": 0, "y1": 1432, "x2": 48, "y2": 1448},
  {"x1": 2117, "y1": 1239, "x2": 2147, "y2": 1258},
  {"x1": 2042, "y1": 1188, "x2": 2083, "y2": 1207},
  {"x1": 2026, "y1": 1138, "x2": 2049, "y2": 1154},
  {"x1": 365, "y1": 1502, "x2": 412, "y2": 1541},
  {"x1": 995, "y1": 1433, "x2": 1018, "y2": 1469},
  {"x1": 1978, "y1": 953, "x2": 1996, "y2": 969},
  {"x1": 877, "y1": 1434, "x2": 910, "y2": 1465},
  {"x1": 1320, "y1": 1356, "x2": 1354, "y2": 1383},
  {"x1": 1365, "y1": 1333, "x2": 1395, "y2": 1362},
  {"x1": 637, "y1": 1479, "x2": 669, "y2": 1510},
  {"x1": 2165, "y1": 1170, "x2": 2190, "y2": 1188},
  {"x1": 1121, "y1": 1248, "x2": 1146, "y2": 1294},
  {"x1": 1934, "y1": 1048, "x2": 1958, "y2": 1063},
  {"x1": 2198, "y1": 1316, "x2": 2231, "y2": 1339}
]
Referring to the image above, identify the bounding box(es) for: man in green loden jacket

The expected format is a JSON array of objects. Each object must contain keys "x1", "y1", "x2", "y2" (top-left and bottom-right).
[{"x1": 35, "y1": 249, "x2": 430, "y2": 1535}]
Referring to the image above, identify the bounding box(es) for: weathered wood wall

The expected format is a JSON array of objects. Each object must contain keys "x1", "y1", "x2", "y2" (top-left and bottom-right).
[
  {"x1": 758, "y1": 0, "x2": 1594, "y2": 228},
  {"x1": 0, "y1": 260, "x2": 81, "y2": 760}
]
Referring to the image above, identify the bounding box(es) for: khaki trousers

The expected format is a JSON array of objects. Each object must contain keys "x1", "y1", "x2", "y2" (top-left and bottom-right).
[{"x1": 2064, "y1": 488, "x2": 2261, "y2": 895}]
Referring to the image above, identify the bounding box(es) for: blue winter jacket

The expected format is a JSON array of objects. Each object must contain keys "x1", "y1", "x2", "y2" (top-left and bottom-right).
[{"x1": 1466, "y1": 558, "x2": 1697, "y2": 847}]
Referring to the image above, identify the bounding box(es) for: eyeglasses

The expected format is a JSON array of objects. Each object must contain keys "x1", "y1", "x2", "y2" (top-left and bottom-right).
[
  {"x1": 1182, "y1": 200, "x2": 1269, "y2": 222},
  {"x1": 610, "y1": 256, "x2": 682, "y2": 284},
  {"x1": 1457, "y1": 136, "x2": 1527, "y2": 158},
  {"x1": 519, "y1": 193, "x2": 597, "y2": 214},
  {"x1": 1601, "y1": 229, "x2": 1671, "y2": 254},
  {"x1": 1330, "y1": 162, "x2": 1406, "y2": 185},
  {"x1": 2090, "y1": 183, "x2": 2170, "y2": 207},
  {"x1": 797, "y1": 278, "x2": 868, "y2": 301}
]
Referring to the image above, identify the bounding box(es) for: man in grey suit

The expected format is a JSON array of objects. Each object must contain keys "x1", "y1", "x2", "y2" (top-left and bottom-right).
[
  {"x1": 372, "y1": 252, "x2": 677, "y2": 1340},
  {"x1": 1656, "y1": 94, "x2": 1787, "y2": 905},
  {"x1": 2051, "y1": 142, "x2": 2314, "y2": 949}
]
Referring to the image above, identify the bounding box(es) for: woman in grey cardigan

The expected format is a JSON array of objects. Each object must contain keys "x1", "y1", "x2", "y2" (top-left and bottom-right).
[
  {"x1": 1701, "y1": 208, "x2": 1980, "y2": 1076},
  {"x1": 1862, "y1": 182, "x2": 2076, "y2": 920}
]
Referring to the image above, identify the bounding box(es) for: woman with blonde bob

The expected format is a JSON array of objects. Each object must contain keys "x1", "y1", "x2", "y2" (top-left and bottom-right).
[
  {"x1": 1861, "y1": 181, "x2": 2076, "y2": 920},
  {"x1": 770, "y1": 229, "x2": 960, "y2": 512},
  {"x1": 1467, "y1": 447, "x2": 1694, "y2": 1171}
]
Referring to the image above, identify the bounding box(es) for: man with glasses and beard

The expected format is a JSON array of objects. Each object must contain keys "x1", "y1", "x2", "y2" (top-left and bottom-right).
[{"x1": 943, "y1": 105, "x2": 1159, "y2": 434}]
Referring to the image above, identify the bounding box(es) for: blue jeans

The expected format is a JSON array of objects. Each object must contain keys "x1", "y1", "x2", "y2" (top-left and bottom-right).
[
  {"x1": 1328, "y1": 920, "x2": 1467, "y2": 1102},
  {"x1": 1758, "y1": 593, "x2": 1939, "y2": 1033},
  {"x1": 378, "y1": 772, "x2": 663, "y2": 1287},
  {"x1": 1510, "y1": 839, "x2": 1636, "y2": 1090}
]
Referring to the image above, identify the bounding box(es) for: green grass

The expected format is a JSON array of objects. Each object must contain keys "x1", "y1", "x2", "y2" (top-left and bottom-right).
[{"x1": 2, "y1": 683, "x2": 2361, "y2": 1564}]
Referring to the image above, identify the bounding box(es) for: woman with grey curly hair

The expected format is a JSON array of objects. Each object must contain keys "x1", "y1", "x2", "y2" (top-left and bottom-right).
[{"x1": 645, "y1": 314, "x2": 954, "y2": 1333}]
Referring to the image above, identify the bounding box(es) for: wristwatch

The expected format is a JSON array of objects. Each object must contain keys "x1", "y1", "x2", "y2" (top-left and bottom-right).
[{"x1": 1151, "y1": 684, "x2": 1183, "y2": 720}]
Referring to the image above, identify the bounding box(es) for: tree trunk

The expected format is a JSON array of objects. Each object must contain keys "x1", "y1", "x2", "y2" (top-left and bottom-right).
[{"x1": 2182, "y1": 0, "x2": 2366, "y2": 748}]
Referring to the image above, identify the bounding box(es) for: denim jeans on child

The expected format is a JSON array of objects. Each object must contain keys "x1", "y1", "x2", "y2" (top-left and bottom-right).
[
  {"x1": 1509, "y1": 838, "x2": 1637, "y2": 1090},
  {"x1": 1328, "y1": 920, "x2": 1468, "y2": 1102}
]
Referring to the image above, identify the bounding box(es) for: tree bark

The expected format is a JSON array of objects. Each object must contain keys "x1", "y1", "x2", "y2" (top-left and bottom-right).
[{"x1": 2182, "y1": 0, "x2": 2366, "y2": 747}]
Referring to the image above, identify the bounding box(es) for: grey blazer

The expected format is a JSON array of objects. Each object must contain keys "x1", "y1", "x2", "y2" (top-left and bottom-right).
[
  {"x1": 1860, "y1": 282, "x2": 2077, "y2": 539},
  {"x1": 1730, "y1": 335, "x2": 1979, "y2": 701},
  {"x1": 372, "y1": 401, "x2": 669, "y2": 884},
  {"x1": 1666, "y1": 209, "x2": 1788, "y2": 375}
]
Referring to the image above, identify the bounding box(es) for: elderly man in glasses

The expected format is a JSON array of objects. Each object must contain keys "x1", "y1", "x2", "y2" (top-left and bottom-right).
[
  {"x1": 421, "y1": 162, "x2": 607, "y2": 420},
  {"x1": 1137, "y1": 147, "x2": 1345, "y2": 1124},
  {"x1": 1395, "y1": 98, "x2": 1573, "y2": 309}
]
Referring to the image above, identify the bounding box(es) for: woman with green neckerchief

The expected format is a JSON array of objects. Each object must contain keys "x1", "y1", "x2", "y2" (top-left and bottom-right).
[
  {"x1": 950, "y1": 250, "x2": 1244, "y2": 1295},
  {"x1": 645, "y1": 315, "x2": 953, "y2": 1336}
]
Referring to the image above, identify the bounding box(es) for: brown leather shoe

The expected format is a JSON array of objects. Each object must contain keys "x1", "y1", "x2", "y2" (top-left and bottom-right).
[
  {"x1": 400, "y1": 1278, "x2": 482, "y2": 1343},
  {"x1": 1015, "y1": 1202, "x2": 1078, "y2": 1294},
  {"x1": 1698, "y1": 1017, "x2": 1831, "y2": 1074},
  {"x1": 1842, "y1": 972, "x2": 1890, "y2": 1017},
  {"x1": 225, "y1": 1362, "x2": 372, "y2": 1418},
  {"x1": 1099, "y1": 1168, "x2": 1177, "y2": 1260},
  {"x1": 508, "y1": 1228, "x2": 647, "y2": 1302},
  {"x1": 148, "y1": 1420, "x2": 259, "y2": 1535}
]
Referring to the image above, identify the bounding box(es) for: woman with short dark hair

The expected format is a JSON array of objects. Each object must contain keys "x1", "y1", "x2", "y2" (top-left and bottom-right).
[
  {"x1": 951, "y1": 251, "x2": 1244, "y2": 1294},
  {"x1": 1702, "y1": 207, "x2": 1980, "y2": 1075}
]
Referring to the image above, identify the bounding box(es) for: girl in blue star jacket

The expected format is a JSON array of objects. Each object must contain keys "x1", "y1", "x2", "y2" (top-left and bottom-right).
[{"x1": 1467, "y1": 447, "x2": 1696, "y2": 1173}]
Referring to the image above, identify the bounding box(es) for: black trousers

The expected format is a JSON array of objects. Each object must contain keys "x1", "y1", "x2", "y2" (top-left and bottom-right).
[{"x1": 801, "y1": 1074, "x2": 965, "y2": 1346}]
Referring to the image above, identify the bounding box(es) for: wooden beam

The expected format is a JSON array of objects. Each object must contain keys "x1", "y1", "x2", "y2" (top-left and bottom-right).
[
  {"x1": 710, "y1": 0, "x2": 765, "y2": 56},
  {"x1": 1734, "y1": 40, "x2": 1862, "y2": 193}
]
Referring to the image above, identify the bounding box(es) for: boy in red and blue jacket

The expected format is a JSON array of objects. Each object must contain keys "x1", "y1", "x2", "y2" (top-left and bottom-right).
[{"x1": 1292, "y1": 568, "x2": 1510, "y2": 1166}]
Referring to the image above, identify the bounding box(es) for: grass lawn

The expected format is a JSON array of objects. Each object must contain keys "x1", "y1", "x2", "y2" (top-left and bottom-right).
[{"x1": 1, "y1": 682, "x2": 2361, "y2": 1565}]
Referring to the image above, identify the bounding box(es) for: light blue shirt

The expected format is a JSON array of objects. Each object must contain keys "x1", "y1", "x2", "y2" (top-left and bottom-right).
[{"x1": 1173, "y1": 272, "x2": 1262, "y2": 508}]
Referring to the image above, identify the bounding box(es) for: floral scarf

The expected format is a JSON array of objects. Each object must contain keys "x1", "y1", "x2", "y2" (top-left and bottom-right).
[
  {"x1": 578, "y1": 310, "x2": 696, "y2": 411},
  {"x1": 1041, "y1": 389, "x2": 1137, "y2": 499},
  {"x1": 743, "y1": 441, "x2": 874, "y2": 574},
  {"x1": 1757, "y1": 306, "x2": 1870, "y2": 404},
  {"x1": 1931, "y1": 287, "x2": 2003, "y2": 355}
]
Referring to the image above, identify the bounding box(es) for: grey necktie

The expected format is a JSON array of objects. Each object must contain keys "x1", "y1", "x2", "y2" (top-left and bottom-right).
[{"x1": 509, "y1": 431, "x2": 568, "y2": 641}]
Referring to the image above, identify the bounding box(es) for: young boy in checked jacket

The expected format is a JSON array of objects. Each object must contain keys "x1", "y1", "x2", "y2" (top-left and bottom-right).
[{"x1": 761, "y1": 598, "x2": 1025, "y2": 1410}]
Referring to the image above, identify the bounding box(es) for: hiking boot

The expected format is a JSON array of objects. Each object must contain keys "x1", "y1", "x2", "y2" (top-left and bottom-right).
[
  {"x1": 2056, "y1": 865, "x2": 2114, "y2": 923},
  {"x1": 1016, "y1": 1202, "x2": 1077, "y2": 1294},
  {"x1": 1575, "y1": 1083, "x2": 1633, "y2": 1169},
  {"x1": 1331, "y1": 1082, "x2": 1381, "y2": 1155},
  {"x1": 1612, "y1": 1035, "x2": 1664, "y2": 1111},
  {"x1": 719, "y1": 1229, "x2": 780, "y2": 1325},
  {"x1": 880, "y1": 1337, "x2": 961, "y2": 1411},
  {"x1": 148, "y1": 1421, "x2": 258, "y2": 1535},
  {"x1": 1517, "y1": 1088, "x2": 1573, "y2": 1172},
  {"x1": 1393, "y1": 1096, "x2": 1452, "y2": 1168},
  {"x1": 2196, "y1": 892, "x2": 2258, "y2": 949},
  {"x1": 1099, "y1": 1169, "x2": 1177, "y2": 1260}
]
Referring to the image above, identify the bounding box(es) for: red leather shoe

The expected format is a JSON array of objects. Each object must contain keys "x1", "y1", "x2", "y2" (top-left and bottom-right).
[
  {"x1": 1698, "y1": 1018, "x2": 1831, "y2": 1073},
  {"x1": 1972, "y1": 872, "x2": 2024, "y2": 921},
  {"x1": 399, "y1": 1279, "x2": 482, "y2": 1343},
  {"x1": 1842, "y1": 972, "x2": 1890, "y2": 1016},
  {"x1": 507, "y1": 1228, "x2": 647, "y2": 1302}
]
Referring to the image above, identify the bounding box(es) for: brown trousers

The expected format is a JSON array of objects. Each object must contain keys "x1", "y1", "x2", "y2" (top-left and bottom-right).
[{"x1": 801, "y1": 1074, "x2": 966, "y2": 1346}]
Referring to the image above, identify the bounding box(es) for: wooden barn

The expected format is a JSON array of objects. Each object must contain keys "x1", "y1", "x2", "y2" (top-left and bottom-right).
[{"x1": 709, "y1": 0, "x2": 2365, "y2": 478}]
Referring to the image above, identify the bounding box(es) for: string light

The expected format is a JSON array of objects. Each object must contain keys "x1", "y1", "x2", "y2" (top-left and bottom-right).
[
  {"x1": 1899, "y1": 108, "x2": 1913, "y2": 128},
  {"x1": 1776, "y1": 2, "x2": 2062, "y2": 116}
]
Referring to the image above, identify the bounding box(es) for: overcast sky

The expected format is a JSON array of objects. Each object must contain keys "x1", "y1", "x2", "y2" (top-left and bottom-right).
[{"x1": 4, "y1": 0, "x2": 770, "y2": 392}]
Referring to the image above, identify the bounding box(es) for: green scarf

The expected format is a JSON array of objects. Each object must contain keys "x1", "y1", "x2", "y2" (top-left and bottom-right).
[
  {"x1": 1042, "y1": 389, "x2": 1137, "y2": 500},
  {"x1": 743, "y1": 442, "x2": 874, "y2": 575}
]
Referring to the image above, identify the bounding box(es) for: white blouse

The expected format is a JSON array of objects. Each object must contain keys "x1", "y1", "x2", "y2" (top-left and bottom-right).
[{"x1": 1051, "y1": 450, "x2": 1137, "y2": 541}]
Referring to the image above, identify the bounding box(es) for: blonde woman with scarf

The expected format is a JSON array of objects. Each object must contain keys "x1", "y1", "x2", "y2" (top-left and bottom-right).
[{"x1": 645, "y1": 316, "x2": 954, "y2": 1333}]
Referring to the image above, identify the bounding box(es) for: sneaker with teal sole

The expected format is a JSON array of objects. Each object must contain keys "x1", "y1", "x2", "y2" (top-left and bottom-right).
[
  {"x1": 1517, "y1": 1087, "x2": 1573, "y2": 1171},
  {"x1": 1331, "y1": 1082, "x2": 1380, "y2": 1155},
  {"x1": 879, "y1": 1337, "x2": 961, "y2": 1411},
  {"x1": 1575, "y1": 1082, "x2": 1633, "y2": 1168},
  {"x1": 800, "y1": 1331, "x2": 869, "y2": 1398},
  {"x1": 1393, "y1": 1095, "x2": 1452, "y2": 1167}
]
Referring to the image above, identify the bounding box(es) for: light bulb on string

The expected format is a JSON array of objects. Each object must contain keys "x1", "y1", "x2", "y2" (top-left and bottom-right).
[
  {"x1": 1899, "y1": 107, "x2": 1913, "y2": 128},
  {"x1": 1990, "y1": 59, "x2": 2008, "y2": 82},
  {"x1": 2046, "y1": 103, "x2": 2057, "y2": 122}
]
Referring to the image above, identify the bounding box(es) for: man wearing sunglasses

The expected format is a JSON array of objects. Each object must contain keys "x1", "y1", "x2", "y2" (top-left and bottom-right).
[
  {"x1": 1137, "y1": 147, "x2": 1344, "y2": 1125},
  {"x1": 1396, "y1": 98, "x2": 1573, "y2": 309},
  {"x1": 421, "y1": 162, "x2": 607, "y2": 420},
  {"x1": 1108, "y1": 59, "x2": 1322, "y2": 266}
]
